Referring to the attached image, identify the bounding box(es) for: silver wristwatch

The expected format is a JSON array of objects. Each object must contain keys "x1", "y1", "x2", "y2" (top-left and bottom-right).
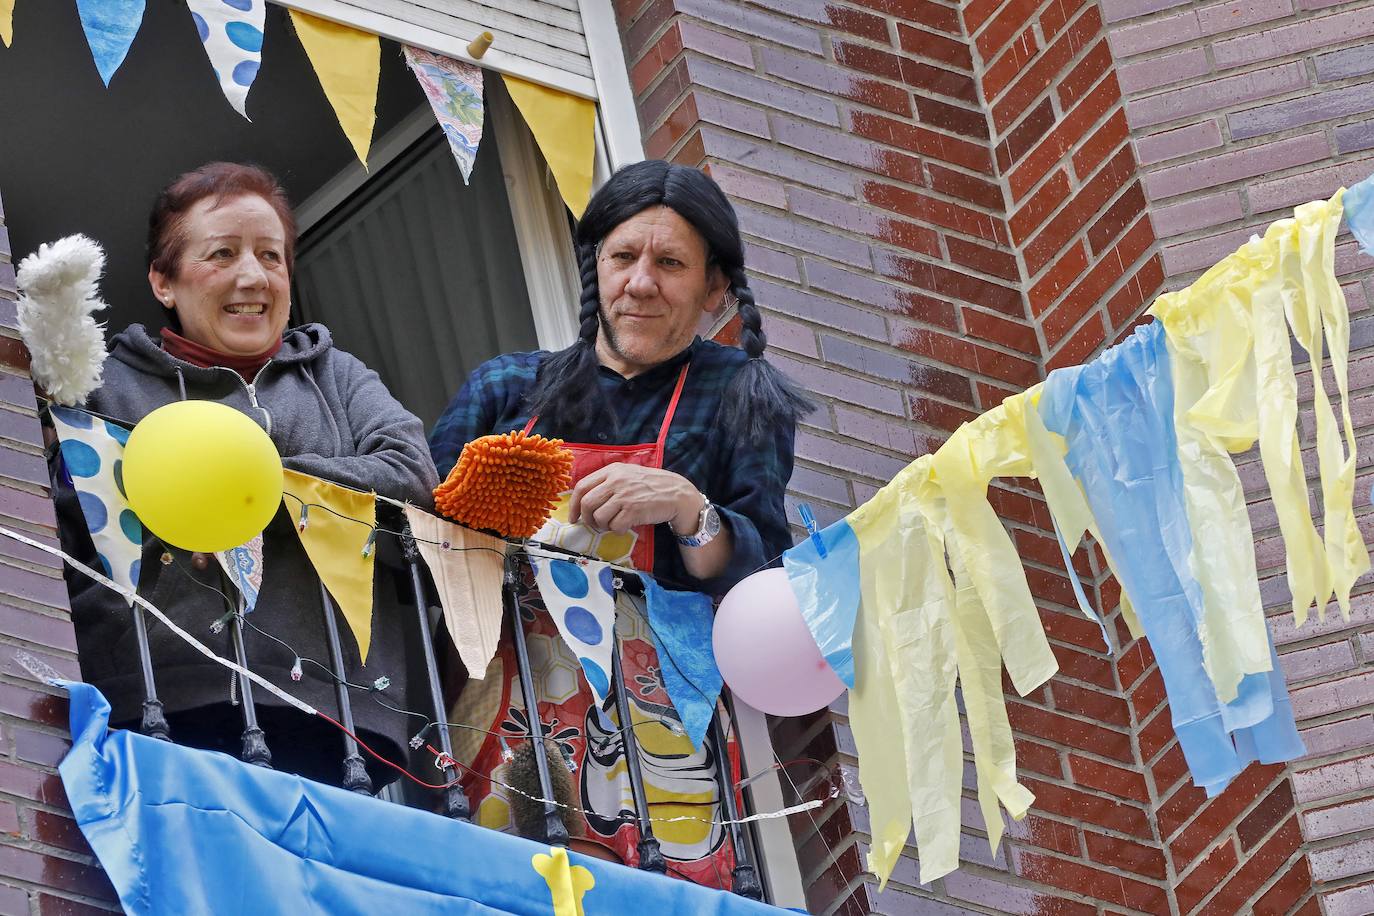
[{"x1": 674, "y1": 496, "x2": 722, "y2": 548}]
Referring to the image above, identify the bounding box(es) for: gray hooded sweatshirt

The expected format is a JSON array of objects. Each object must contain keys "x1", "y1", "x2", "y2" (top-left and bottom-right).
[{"x1": 53, "y1": 323, "x2": 439, "y2": 761}]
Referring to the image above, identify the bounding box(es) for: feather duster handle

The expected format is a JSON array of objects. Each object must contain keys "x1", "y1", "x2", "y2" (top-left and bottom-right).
[{"x1": 15, "y1": 235, "x2": 110, "y2": 406}]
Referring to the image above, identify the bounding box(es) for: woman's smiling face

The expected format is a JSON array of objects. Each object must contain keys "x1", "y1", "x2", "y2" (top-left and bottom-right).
[{"x1": 148, "y1": 193, "x2": 291, "y2": 357}]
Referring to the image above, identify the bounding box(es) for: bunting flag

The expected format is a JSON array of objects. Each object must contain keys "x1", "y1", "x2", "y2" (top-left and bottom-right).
[
  {"x1": 282, "y1": 469, "x2": 377, "y2": 662},
  {"x1": 49, "y1": 407, "x2": 142, "y2": 606},
  {"x1": 77, "y1": 0, "x2": 147, "y2": 86},
  {"x1": 289, "y1": 10, "x2": 379, "y2": 167},
  {"x1": 502, "y1": 75, "x2": 595, "y2": 218},
  {"x1": 404, "y1": 507, "x2": 507, "y2": 680},
  {"x1": 641, "y1": 577, "x2": 722, "y2": 751},
  {"x1": 215, "y1": 535, "x2": 264, "y2": 614},
  {"x1": 529, "y1": 555, "x2": 617, "y2": 706},
  {"x1": 403, "y1": 45, "x2": 484, "y2": 184},
  {"x1": 187, "y1": 0, "x2": 265, "y2": 118},
  {"x1": 1, "y1": 0, "x2": 14, "y2": 48}
]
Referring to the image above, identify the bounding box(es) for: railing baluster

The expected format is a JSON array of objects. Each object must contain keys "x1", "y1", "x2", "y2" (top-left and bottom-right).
[
  {"x1": 319, "y1": 583, "x2": 373, "y2": 794},
  {"x1": 711, "y1": 709, "x2": 762, "y2": 899},
  {"x1": 401, "y1": 523, "x2": 470, "y2": 821},
  {"x1": 506, "y1": 556, "x2": 569, "y2": 847},
  {"x1": 130, "y1": 605, "x2": 171, "y2": 742},
  {"x1": 228, "y1": 590, "x2": 272, "y2": 768},
  {"x1": 609, "y1": 634, "x2": 666, "y2": 874}
]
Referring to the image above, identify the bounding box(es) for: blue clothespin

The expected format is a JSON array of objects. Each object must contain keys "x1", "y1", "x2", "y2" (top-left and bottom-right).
[{"x1": 797, "y1": 503, "x2": 827, "y2": 558}]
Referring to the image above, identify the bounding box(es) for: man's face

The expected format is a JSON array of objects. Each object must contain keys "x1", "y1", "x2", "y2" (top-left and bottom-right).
[{"x1": 594, "y1": 206, "x2": 729, "y2": 377}]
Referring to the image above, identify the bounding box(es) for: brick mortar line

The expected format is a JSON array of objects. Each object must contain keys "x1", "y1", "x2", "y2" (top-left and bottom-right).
[{"x1": 980, "y1": 0, "x2": 1100, "y2": 130}]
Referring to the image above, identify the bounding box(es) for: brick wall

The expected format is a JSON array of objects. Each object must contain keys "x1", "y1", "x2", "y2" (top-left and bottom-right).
[
  {"x1": 1105, "y1": 0, "x2": 1374, "y2": 912},
  {"x1": 0, "y1": 192, "x2": 118, "y2": 913},
  {"x1": 617, "y1": 0, "x2": 1374, "y2": 913}
]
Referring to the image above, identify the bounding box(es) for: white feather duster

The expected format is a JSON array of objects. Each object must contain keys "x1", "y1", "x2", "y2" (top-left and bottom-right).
[{"x1": 15, "y1": 235, "x2": 110, "y2": 406}]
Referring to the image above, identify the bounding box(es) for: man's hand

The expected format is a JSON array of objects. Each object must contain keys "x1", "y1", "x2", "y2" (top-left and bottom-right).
[{"x1": 567, "y1": 464, "x2": 703, "y2": 533}]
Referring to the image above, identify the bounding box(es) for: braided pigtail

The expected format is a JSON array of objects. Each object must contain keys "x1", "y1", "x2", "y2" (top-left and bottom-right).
[
  {"x1": 523, "y1": 242, "x2": 612, "y2": 432},
  {"x1": 718, "y1": 266, "x2": 815, "y2": 445}
]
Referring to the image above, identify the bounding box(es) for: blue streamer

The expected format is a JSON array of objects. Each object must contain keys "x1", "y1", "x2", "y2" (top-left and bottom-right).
[
  {"x1": 641, "y1": 577, "x2": 722, "y2": 751},
  {"x1": 1346, "y1": 172, "x2": 1374, "y2": 257},
  {"x1": 782, "y1": 519, "x2": 860, "y2": 688},
  {"x1": 76, "y1": 0, "x2": 148, "y2": 86}
]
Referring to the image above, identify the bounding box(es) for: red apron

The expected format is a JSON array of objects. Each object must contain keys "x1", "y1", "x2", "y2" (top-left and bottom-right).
[
  {"x1": 451, "y1": 361, "x2": 739, "y2": 886},
  {"x1": 522, "y1": 362, "x2": 690, "y2": 571}
]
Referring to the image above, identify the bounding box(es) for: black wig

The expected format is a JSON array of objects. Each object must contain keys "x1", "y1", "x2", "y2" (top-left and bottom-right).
[{"x1": 523, "y1": 159, "x2": 814, "y2": 443}]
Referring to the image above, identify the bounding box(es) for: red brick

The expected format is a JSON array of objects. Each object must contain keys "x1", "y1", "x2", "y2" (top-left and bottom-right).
[
  {"x1": 975, "y1": 0, "x2": 1036, "y2": 61},
  {"x1": 1151, "y1": 743, "x2": 1190, "y2": 797},
  {"x1": 1041, "y1": 286, "x2": 1096, "y2": 347},
  {"x1": 963, "y1": 308, "x2": 1039, "y2": 354},
  {"x1": 1072, "y1": 108, "x2": 1130, "y2": 181},
  {"x1": 947, "y1": 237, "x2": 1020, "y2": 282},
  {"x1": 984, "y1": 26, "x2": 1040, "y2": 101},
  {"x1": 825, "y1": 5, "x2": 890, "y2": 42},
  {"x1": 914, "y1": 95, "x2": 987, "y2": 139},
  {"x1": 1083, "y1": 829, "x2": 1168, "y2": 879},
  {"x1": 1012, "y1": 168, "x2": 1070, "y2": 246},
  {"x1": 30, "y1": 811, "x2": 93, "y2": 857},
  {"x1": 1294, "y1": 897, "x2": 1321, "y2": 916},
  {"x1": 1063, "y1": 214, "x2": 1153, "y2": 319},
  {"x1": 864, "y1": 182, "x2": 1007, "y2": 244},
  {"x1": 993, "y1": 4, "x2": 1104, "y2": 132},
  {"x1": 1057, "y1": 38, "x2": 1112, "y2": 110},
  {"x1": 1105, "y1": 254, "x2": 1165, "y2": 330},
  {"x1": 997, "y1": 97, "x2": 1057, "y2": 173},
  {"x1": 1009, "y1": 72, "x2": 1121, "y2": 202},
  {"x1": 1025, "y1": 145, "x2": 1136, "y2": 275},
  {"x1": 1016, "y1": 737, "x2": 1065, "y2": 778},
  {"x1": 36, "y1": 895, "x2": 121, "y2": 916},
  {"x1": 1028, "y1": 565, "x2": 1078, "y2": 607},
  {"x1": 851, "y1": 112, "x2": 995, "y2": 174},
  {"x1": 928, "y1": 163, "x2": 1003, "y2": 211},
  {"x1": 0, "y1": 338, "x2": 31, "y2": 373},
  {"x1": 1176, "y1": 838, "x2": 1239, "y2": 913},
  {"x1": 1252, "y1": 855, "x2": 1312, "y2": 915},
  {"x1": 1041, "y1": 0, "x2": 1089, "y2": 38},
  {"x1": 852, "y1": 0, "x2": 961, "y2": 32},
  {"x1": 0, "y1": 847, "x2": 114, "y2": 902},
  {"x1": 1167, "y1": 764, "x2": 1285, "y2": 856},
  {"x1": 1237, "y1": 779, "x2": 1296, "y2": 852},
  {"x1": 878, "y1": 252, "x2": 1024, "y2": 317},
  {"x1": 895, "y1": 327, "x2": 1039, "y2": 386},
  {"x1": 630, "y1": 21, "x2": 685, "y2": 95},
  {"x1": 1014, "y1": 852, "x2": 1169, "y2": 911},
  {"x1": 1130, "y1": 667, "x2": 1168, "y2": 721},
  {"x1": 1138, "y1": 705, "x2": 1178, "y2": 764},
  {"x1": 1046, "y1": 312, "x2": 1107, "y2": 371},
  {"x1": 1053, "y1": 643, "x2": 1117, "y2": 691},
  {"x1": 1010, "y1": 704, "x2": 1135, "y2": 764},
  {"x1": 1116, "y1": 640, "x2": 1151, "y2": 690},
  {"x1": 1069, "y1": 753, "x2": 1151, "y2": 802},
  {"x1": 897, "y1": 22, "x2": 974, "y2": 71},
  {"x1": 977, "y1": 380, "x2": 1020, "y2": 411},
  {"x1": 962, "y1": 0, "x2": 1005, "y2": 33},
  {"x1": 1200, "y1": 816, "x2": 1302, "y2": 916},
  {"x1": 1008, "y1": 812, "x2": 1083, "y2": 855},
  {"x1": 910, "y1": 396, "x2": 979, "y2": 433},
  {"x1": 987, "y1": 485, "x2": 1049, "y2": 528}
]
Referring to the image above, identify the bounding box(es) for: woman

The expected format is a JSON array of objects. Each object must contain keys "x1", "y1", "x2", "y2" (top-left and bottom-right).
[
  {"x1": 52, "y1": 162, "x2": 438, "y2": 788},
  {"x1": 431, "y1": 160, "x2": 809, "y2": 883}
]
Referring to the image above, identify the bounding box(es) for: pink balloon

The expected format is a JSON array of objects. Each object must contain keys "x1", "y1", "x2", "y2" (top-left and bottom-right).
[{"x1": 713, "y1": 568, "x2": 847, "y2": 716}]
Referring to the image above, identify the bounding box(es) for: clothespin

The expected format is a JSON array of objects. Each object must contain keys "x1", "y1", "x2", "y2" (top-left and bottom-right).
[
  {"x1": 467, "y1": 31, "x2": 494, "y2": 59},
  {"x1": 361, "y1": 528, "x2": 378, "y2": 559},
  {"x1": 798, "y1": 503, "x2": 827, "y2": 558},
  {"x1": 297, "y1": 504, "x2": 310, "y2": 532}
]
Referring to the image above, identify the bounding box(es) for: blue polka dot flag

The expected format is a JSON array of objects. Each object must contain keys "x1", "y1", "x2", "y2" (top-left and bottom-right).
[
  {"x1": 49, "y1": 406, "x2": 143, "y2": 606},
  {"x1": 530, "y1": 556, "x2": 619, "y2": 707},
  {"x1": 186, "y1": 0, "x2": 265, "y2": 118}
]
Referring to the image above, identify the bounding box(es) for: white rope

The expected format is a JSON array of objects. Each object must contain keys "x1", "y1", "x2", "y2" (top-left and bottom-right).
[{"x1": 0, "y1": 524, "x2": 316, "y2": 715}]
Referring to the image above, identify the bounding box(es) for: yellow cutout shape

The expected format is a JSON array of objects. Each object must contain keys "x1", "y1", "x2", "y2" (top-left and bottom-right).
[
  {"x1": 1, "y1": 0, "x2": 14, "y2": 47},
  {"x1": 290, "y1": 10, "x2": 379, "y2": 167},
  {"x1": 503, "y1": 75, "x2": 595, "y2": 217},
  {"x1": 532, "y1": 846, "x2": 594, "y2": 916}
]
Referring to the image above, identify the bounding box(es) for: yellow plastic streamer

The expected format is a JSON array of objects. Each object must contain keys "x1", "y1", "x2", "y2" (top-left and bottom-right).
[
  {"x1": 290, "y1": 10, "x2": 380, "y2": 167},
  {"x1": 282, "y1": 469, "x2": 377, "y2": 662},
  {"x1": 1, "y1": 0, "x2": 14, "y2": 47},
  {"x1": 502, "y1": 75, "x2": 595, "y2": 218}
]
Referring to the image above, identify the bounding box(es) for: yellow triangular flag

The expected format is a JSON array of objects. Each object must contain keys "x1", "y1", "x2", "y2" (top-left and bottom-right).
[
  {"x1": 1, "y1": 0, "x2": 14, "y2": 47},
  {"x1": 404, "y1": 507, "x2": 507, "y2": 680},
  {"x1": 283, "y1": 469, "x2": 377, "y2": 662},
  {"x1": 290, "y1": 10, "x2": 379, "y2": 167},
  {"x1": 503, "y1": 75, "x2": 595, "y2": 218}
]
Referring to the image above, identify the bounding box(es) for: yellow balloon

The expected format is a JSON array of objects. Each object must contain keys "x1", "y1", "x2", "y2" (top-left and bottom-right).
[{"x1": 122, "y1": 401, "x2": 283, "y2": 553}]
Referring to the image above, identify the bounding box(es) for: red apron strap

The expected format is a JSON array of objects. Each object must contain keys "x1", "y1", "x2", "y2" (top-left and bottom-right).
[
  {"x1": 655, "y1": 363, "x2": 692, "y2": 452},
  {"x1": 522, "y1": 416, "x2": 538, "y2": 436}
]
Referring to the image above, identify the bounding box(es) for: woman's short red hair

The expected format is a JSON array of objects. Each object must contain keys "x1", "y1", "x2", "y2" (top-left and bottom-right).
[{"x1": 146, "y1": 162, "x2": 297, "y2": 279}]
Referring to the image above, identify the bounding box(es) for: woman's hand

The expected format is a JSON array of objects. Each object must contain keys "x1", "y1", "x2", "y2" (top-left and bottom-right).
[{"x1": 567, "y1": 464, "x2": 703, "y2": 533}]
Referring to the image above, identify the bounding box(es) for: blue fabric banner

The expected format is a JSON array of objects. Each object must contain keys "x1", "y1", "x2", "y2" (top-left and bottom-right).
[
  {"x1": 58, "y1": 681, "x2": 790, "y2": 915},
  {"x1": 76, "y1": 0, "x2": 147, "y2": 86},
  {"x1": 1346, "y1": 172, "x2": 1374, "y2": 257},
  {"x1": 642, "y1": 576, "x2": 722, "y2": 751}
]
